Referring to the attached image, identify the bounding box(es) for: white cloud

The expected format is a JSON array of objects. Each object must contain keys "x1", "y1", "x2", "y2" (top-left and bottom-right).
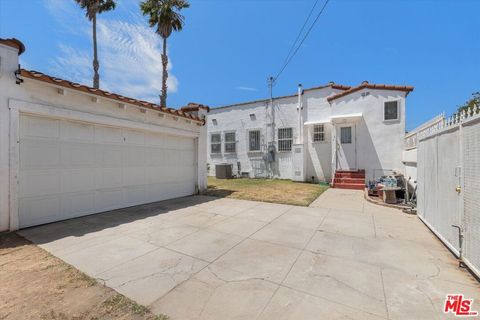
[
  {"x1": 45, "y1": 0, "x2": 178, "y2": 103},
  {"x1": 236, "y1": 86, "x2": 258, "y2": 92}
]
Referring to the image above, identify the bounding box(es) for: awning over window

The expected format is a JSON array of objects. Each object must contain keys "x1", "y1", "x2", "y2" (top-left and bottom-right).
[
  {"x1": 329, "y1": 113, "x2": 363, "y2": 123},
  {"x1": 303, "y1": 119, "x2": 330, "y2": 126}
]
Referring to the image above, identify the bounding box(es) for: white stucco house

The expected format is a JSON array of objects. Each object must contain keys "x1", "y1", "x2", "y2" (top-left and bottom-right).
[
  {"x1": 207, "y1": 81, "x2": 413, "y2": 188},
  {"x1": 0, "y1": 38, "x2": 207, "y2": 231}
]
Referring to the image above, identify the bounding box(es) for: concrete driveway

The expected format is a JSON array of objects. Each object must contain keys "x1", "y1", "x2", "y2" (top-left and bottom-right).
[{"x1": 20, "y1": 189, "x2": 479, "y2": 320}]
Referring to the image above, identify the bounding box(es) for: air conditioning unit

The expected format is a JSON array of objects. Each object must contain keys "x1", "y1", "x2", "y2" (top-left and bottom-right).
[{"x1": 215, "y1": 163, "x2": 233, "y2": 179}]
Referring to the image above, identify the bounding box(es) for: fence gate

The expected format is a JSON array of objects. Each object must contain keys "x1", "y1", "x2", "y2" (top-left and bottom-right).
[{"x1": 417, "y1": 110, "x2": 480, "y2": 278}]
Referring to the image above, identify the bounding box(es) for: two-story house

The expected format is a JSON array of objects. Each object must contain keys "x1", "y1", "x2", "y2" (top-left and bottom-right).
[{"x1": 205, "y1": 81, "x2": 413, "y2": 189}]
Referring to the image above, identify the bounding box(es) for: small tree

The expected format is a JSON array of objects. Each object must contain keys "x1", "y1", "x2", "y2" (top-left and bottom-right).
[
  {"x1": 74, "y1": 0, "x2": 116, "y2": 89},
  {"x1": 140, "y1": 0, "x2": 190, "y2": 107}
]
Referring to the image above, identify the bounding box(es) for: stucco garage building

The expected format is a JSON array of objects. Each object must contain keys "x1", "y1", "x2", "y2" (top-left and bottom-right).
[{"x1": 0, "y1": 39, "x2": 207, "y2": 231}]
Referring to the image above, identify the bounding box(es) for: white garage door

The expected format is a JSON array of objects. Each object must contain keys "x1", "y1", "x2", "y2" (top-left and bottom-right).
[{"x1": 18, "y1": 114, "x2": 196, "y2": 228}]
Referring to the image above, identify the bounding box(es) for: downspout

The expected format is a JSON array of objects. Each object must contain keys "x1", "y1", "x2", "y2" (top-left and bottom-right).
[{"x1": 297, "y1": 84, "x2": 303, "y2": 144}]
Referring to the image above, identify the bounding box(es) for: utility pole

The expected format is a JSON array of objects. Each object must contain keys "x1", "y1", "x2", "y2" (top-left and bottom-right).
[{"x1": 266, "y1": 76, "x2": 276, "y2": 178}]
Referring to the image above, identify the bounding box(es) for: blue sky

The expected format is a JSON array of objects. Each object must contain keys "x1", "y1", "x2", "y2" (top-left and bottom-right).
[{"x1": 0, "y1": 0, "x2": 478, "y2": 130}]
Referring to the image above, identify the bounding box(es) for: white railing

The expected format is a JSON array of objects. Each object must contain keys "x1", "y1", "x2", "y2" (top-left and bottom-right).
[
  {"x1": 418, "y1": 105, "x2": 480, "y2": 141},
  {"x1": 404, "y1": 113, "x2": 445, "y2": 150}
]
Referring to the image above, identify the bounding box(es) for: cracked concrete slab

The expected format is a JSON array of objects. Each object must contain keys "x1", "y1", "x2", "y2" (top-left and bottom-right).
[
  {"x1": 97, "y1": 247, "x2": 208, "y2": 305},
  {"x1": 207, "y1": 216, "x2": 268, "y2": 237},
  {"x1": 166, "y1": 229, "x2": 244, "y2": 262},
  {"x1": 213, "y1": 239, "x2": 300, "y2": 283},
  {"x1": 19, "y1": 192, "x2": 480, "y2": 320},
  {"x1": 151, "y1": 264, "x2": 278, "y2": 320},
  {"x1": 250, "y1": 223, "x2": 316, "y2": 249},
  {"x1": 283, "y1": 250, "x2": 388, "y2": 317},
  {"x1": 258, "y1": 286, "x2": 387, "y2": 320}
]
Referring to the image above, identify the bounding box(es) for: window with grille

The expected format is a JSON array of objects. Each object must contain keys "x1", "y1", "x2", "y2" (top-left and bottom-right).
[
  {"x1": 224, "y1": 132, "x2": 236, "y2": 153},
  {"x1": 313, "y1": 124, "x2": 325, "y2": 142},
  {"x1": 384, "y1": 101, "x2": 399, "y2": 121},
  {"x1": 248, "y1": 130, "x2": 261, "y2": 152},
  {"x1": 340, "y1": 127, "x2": 352, "y2": 144},
  {"x1": 278, "y1": 128, "x2": 293, "y2": 152},
  {"x1": 211, "y1": 133, "x2": 221, "y2": 154}
]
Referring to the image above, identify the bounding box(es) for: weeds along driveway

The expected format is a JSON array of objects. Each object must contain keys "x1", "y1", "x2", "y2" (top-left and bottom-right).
[{"x1": 19, "y1": 191, "x2": 480, "y2": 320}]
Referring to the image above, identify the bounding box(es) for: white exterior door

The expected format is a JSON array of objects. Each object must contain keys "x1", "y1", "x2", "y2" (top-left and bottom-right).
[
  {"x1": 336, "y1": 123, "x2": 357, "y2": 170},
  {"x1": 18, "y1": 114, "x2": 196, "y2": 228}
]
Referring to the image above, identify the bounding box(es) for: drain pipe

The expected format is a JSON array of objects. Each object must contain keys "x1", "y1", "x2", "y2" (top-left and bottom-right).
[
  {"x1": 452, "y1": 224, "x2": 464, "y2": 268},
  {"x1": 297, "y1": 84, "x2": 303, "y2": 144}
]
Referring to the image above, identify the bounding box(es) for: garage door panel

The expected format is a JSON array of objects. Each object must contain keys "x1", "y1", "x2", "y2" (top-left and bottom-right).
[
  {"x1": 124, "y1": 146, "x2": 146, "y2": 166},
  {"x1": 146, "y1": 148, "x2": 165, "y2": 166},
  {"x1": 20, "y1": 171, "x2": 61, "y2": 197},
  {"x1": 61, "y1": 121, "x2": 95, "y2": 142},
  {"x1": 19, "y1": 196, "x2": 61, "y2": 228},
  {"x1": 95, "y1": 188, "x2": 125, "y2": 212},
  {"x1": 95, "y1": 167, "x2": 123, "y2": 189},
  {"x1": 146, "y1": 132, "x2": 165, "y2": 147},
  {"x1": 124, "y1": 167, "x2": 146, "y2": 186},
  {"x1": 18, "y1": 114, "x2": 197, "y2": 228},
  {"x1": 97, "y1": 145, "x2": 123, "y2": 167},
  {"x1": 21, "y1": 115, "x2": 60, "y2": 139},
  {"x1": 61, "y1": 142, "x2": 97, "y2": 168},
  {"x1": 20, "y1": 139, "x2": 60, "y2": 169},
  {"x1": 95, "y1": 126, "x2": 123, "y2": 143},
  {"x1": 61, "y1": 192, "x2": 96, "y2": 218},
  {"x1": 124, "y1": 129, "x2": 145, "y2": 145},
  {"x1": 125, "y1": 186, "x2": 147, "y2": 206},
  {"x1": 61, "y1": 169, "x2": 96, "y2": 193}
]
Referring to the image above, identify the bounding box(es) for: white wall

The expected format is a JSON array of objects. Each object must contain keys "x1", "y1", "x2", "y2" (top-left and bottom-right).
[
  {"x1": 0, "y1": 43, "x2": 206, "y2": 231},
  {"x1": 207, "y1": 86, "x2": 408, "y2": 183},
  {"x1": 330, "y1": 89, "x2": 407, "y2": 181}
]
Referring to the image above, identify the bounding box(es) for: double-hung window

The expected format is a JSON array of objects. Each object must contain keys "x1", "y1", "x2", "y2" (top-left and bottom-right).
[
  {"x1": 210, "y1": 133, "x2": 221, "y2": 154},
  {"x1": 313, "y1": 124, "x2": 325, "y2": 142},
  {"x1": 248, "y1": 130, "x2": 261, "y2": 152},
  {"x1": 384, "y1": 101, "x2": 399, "y2": 121},
  {"x1": 224, "y1": 132, "x2": 236, "y2": 153},
  {"x1": 278, "y1": 128, "x2": 293, "y2": 152}
]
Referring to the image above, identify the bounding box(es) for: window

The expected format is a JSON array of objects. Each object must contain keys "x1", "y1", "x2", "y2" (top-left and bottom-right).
[
  {"x1": 248, "y1": 130, "x2": 261, "y2": 152},
  {"x1": 313, "y1": 124, "x2": 325, "y2": 142},
  {"x1": 211, "y1": 133, "x2": 221, "y2": 154},
  {"x1": 340, "y1": 127, "x2": 352, "y2": 144},
  {"x1": 278, "y1": 128, "x2": 293, "y2": 152},
  {"x1": 224, "y1": 132, "x2": 236, "y2": 153},
  {"x1": 384, "y1": 101, "x2": 399, "y2": 121}
]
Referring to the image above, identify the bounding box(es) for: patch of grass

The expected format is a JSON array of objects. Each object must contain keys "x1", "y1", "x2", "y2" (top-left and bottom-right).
[
  {"x1": 103, "y1": 294, "x2": 150, "y2": 316},
  {"x1": 205, "y1": 177, "x2": 328, "y2": 206},
  {"x1": 149, "y1": 315, "x2": 170, "y2": 320}
]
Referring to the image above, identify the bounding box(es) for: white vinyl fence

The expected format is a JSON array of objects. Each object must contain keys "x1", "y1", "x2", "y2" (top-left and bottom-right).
[{"x1": 417, "y1": 106, "x2": 480, "y2": 278}]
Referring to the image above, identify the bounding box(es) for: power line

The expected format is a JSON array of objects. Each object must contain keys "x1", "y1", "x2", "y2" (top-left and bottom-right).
[
  {"x1": 274, "y1": 0, "x2": 331, "y2": 81},
  {"x1": 281, "y1": 0, "x2": 320, "y2": 68}
]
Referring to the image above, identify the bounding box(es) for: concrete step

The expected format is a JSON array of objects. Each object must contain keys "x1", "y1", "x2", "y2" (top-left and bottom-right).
[
  {"x1": 335, "y1": 173, "x2": 365, "y2": 179},
  {"x1": 333, "y1": 178, "x2": 365, "y2": 184},
  {"x1": 333, "y1": 183, "x2": 365, "y2": 190}
]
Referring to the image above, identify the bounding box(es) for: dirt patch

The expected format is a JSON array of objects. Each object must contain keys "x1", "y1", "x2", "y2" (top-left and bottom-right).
[
  {"x1": 0, "y1": 233, "x2": 168, "y2": 320},
  {"x1": 205, "y1": 177, "x2": 328, "y2": 206}
]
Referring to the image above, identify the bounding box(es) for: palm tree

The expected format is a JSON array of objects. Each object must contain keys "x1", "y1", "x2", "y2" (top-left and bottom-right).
[
  {"x1": 140, "y1": 0, "x2": 190, "y2": 107},
  {"x1": 74, "y1": 0, "x2": 116, "y2": 89}
]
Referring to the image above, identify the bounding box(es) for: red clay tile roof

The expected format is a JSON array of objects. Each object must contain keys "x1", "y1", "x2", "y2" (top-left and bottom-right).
[
  {"x1": 20, "y1": 69, "x2": 205, "y2": 124},
  {"x1": 0, "y1": 38, "x2": 25, "y2": 55},
  {"x1": 181, "y1": 102, "x2": 210, "y2": 113},
  {"x1": 327, "y1": 81, "x2": 414, "y2": 102}
]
